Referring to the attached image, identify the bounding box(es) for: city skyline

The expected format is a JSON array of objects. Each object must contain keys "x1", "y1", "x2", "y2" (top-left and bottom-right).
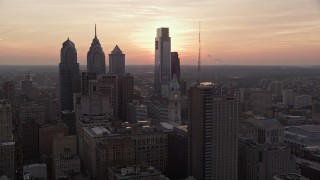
[{"x1": 1, "y1": 0, "x2": 320, "y2": 65}]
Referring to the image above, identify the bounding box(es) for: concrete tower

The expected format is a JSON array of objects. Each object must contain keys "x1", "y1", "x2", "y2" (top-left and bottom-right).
[
  {"x1": 109, "y1": 45, "x2": 125, "y2": 75},
  {"x1": 168, "y1": 74, "x2": 181, "y2": 124},
  {"x1": 87, "y1": 25, "x2": 106, "y2": 74},
  {"x1": 154, "y1": 27, "x2": 171, "y2": 95},
  {"x1": 59, "y1": 38, "x2": 80, "y2": 111}
]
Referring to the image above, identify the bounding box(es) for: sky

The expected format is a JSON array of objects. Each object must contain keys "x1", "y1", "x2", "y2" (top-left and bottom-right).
[{"x1": 0, "y1": 0, "x2": 320, "y2": 65}]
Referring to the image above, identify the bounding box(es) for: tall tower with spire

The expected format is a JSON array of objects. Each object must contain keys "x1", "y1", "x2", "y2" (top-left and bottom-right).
[
  {"x1": 59, "y1": 38, "x2": 80, "y2": 111},
  {"x1": 168, "y1": 74, "x2": 181, "y2": 124},
  {"x1": 87, "y1": 24, "x2": 106, "y2": 74}
]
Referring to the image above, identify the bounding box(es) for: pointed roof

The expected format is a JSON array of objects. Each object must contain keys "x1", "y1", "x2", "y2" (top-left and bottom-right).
[
  {"x1": 170, "y1": 74, "x2": 180, "y2": 91},
  {"x1": 62, "y1": 37, "x2": 75, "y2": 48},
  {"x1": 111, "y1": 45, "x2": 123, "y2": 54}
]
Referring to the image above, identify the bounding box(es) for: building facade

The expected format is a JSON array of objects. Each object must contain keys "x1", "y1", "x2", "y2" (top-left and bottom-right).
[
  {"x1": 189, "y1": 84, "x2": 239, "y2": 180},
  {"x1": 53, "y1": 134, "x2": 80, "y2": 180},
  {"x1": 238, "y1": 138, "x2": 296, "y2": 180},
  {"x1": 0, "y1": 100, "x2": 15, "y2": 180}
]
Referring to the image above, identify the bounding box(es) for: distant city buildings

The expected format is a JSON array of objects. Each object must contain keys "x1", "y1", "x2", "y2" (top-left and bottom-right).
[{"x1": 4, "y1": 26, "x2": 320, "y2": 180}]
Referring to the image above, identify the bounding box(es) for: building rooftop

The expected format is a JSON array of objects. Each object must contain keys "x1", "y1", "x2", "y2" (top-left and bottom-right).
[
  {"x1": 110, "y1": 165, "x2": 162, "y2": 179},
  {"x1": 273, "y1": 173, "x2": 309, "y2": 180},
  {"x1": 90, "y1": 127, "x2": 111, "y2": 136},
  {"x1": 296, "y1": 157, "x2": 320, "y2": 171},
  {"x1": 246, "y1": 117, "x2": 282, "y2": 129},
  {"x1": 111, "y1": 45, "x2": 123, "y2": 54},
  {"x1": 295, "y1": 125, "x2": 320, "y2": 133}
]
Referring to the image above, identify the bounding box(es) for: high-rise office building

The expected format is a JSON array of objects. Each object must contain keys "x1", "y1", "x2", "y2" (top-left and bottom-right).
[
  {"x1": 171, "y1": 52, "x2": 180, "y2": 84},
  {"x1": 2, "y1": 81, "x2": 15, "y2": 105},
  {"x1": 154, "y1": 28, "x2": 171, "y2": 95},
  {"x1": 95, "y1": 74, "x2": 118, "y2": 120},
  {"x1": 0, "y1": 100, "x2": 15, "y2": 180},
  {"x1": 87, "y1": 25, "x2": 106, "y2": 74},
  {"x1": 109, "y1": 45, "x2": 125, "y2": 75},
  {"x1": 118, "y1": 74, "x2": 133, "y2": 121},
  {"x1": 59, "y1": 38, "x2": 80, "y2": 111},
  {"x1": 189, "y1": 84, "x2": 239, "y2": 180},
  {"x1": 19, "y1": 102, "x2": 45, "y2": 162}
]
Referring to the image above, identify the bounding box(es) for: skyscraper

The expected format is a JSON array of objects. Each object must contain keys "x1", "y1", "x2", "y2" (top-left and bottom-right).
[
  {"x1": 109, "y1": 45, "x2": 125, "y2": 75},
  {"x1": 59, "y1": 38, "x2": 80, "y2": 111},
  {"x1": 154, "y1": 27, "x2": 171, "y2": 95},
  {"x1": 189, "y1": 84, "x2": 239, "y2": 180},
  {"x1": 87, "y1": 25, "x2": 106, "y2": 74},
  {"x1": 0, "y1": 102, "x2": 15, "y2": 180},
  {"x1": 2, "y1": 81, "x2": 15, "y2": 105},
  {"x1": 118, "y1": 74, "x2": 134, "y2": 121},
  {"x1": 171, "y1": 52, "x2": 180, "y2": 84}
]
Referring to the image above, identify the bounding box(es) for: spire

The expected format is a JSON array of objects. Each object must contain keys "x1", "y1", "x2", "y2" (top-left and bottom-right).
[{"x1": 95, "y1": 24, "x2": 97, "y2": 38}]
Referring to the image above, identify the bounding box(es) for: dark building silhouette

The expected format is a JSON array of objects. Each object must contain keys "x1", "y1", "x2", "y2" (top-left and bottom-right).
[
  {"x1": 109, "y1": 45, "x2": 125, "y2": 75},
  {"x1": 59, "y1": 38, "x2": 80, "y2": 111},
  {"x1": 118, "y1": 74, "x2": 133, "y2": 121},
  {"x1": 87, "y1": 25, "x2": 106, "y2": 74},
  {"x1": 171, "y1": 52, "x2": 180, "y2": 84},
  {"x1": 189, "y1": 84, "x2": 239, "y2": 180}
]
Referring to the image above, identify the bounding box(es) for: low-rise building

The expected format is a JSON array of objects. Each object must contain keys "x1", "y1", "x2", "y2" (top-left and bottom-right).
[{"x1": 284, "y1": 125, "x2": 320, "y2": 157}]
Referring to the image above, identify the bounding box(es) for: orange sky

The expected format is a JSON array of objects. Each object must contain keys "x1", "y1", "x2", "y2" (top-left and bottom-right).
[{"x1": 0, "y1": 0, "x2": 320, "y2": 65}]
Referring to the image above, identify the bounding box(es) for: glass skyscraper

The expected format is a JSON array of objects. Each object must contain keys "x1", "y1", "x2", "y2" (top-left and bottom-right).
[{"x1": 154, "y1": 27, "x2": 171, "y2": 95}]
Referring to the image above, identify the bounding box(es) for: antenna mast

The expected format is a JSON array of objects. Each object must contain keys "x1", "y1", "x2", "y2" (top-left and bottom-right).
[{"x1": 197, "y1": 21, "x2": 201, "y2": 84}]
